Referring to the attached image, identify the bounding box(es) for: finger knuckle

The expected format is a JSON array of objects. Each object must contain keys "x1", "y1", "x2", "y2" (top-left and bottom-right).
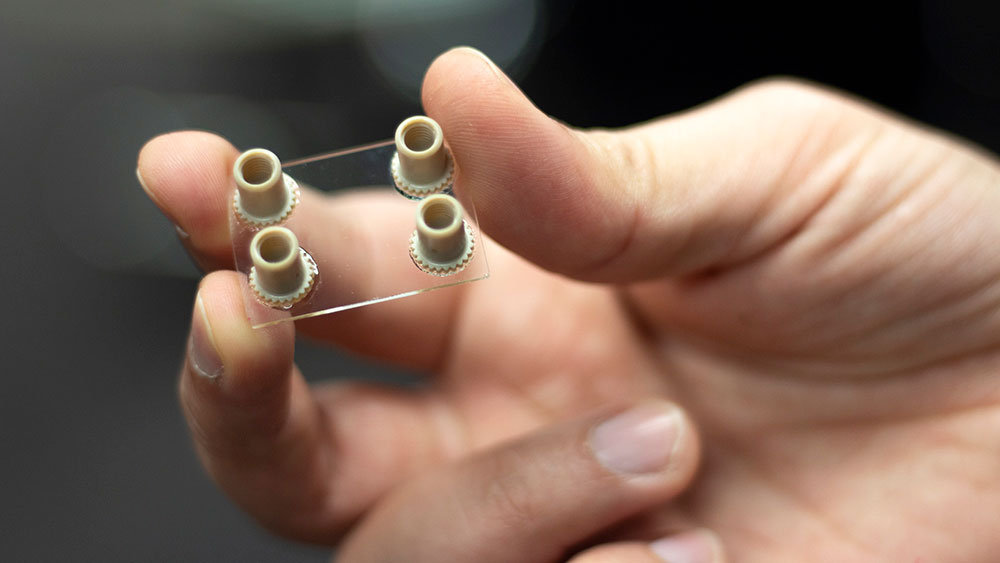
[{"x1": 479, "y1": 450, "x2": 546, "y2": 529}]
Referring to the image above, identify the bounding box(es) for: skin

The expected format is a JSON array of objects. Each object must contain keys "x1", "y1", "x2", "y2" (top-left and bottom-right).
[{"x1": 138, "y1": 48, "x2": 1000, "y2": 562}]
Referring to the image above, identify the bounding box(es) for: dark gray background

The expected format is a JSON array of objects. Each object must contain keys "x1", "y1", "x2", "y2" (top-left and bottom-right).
[{"x1": 2, "y1": 1, "x2": 997, "y2": 561}]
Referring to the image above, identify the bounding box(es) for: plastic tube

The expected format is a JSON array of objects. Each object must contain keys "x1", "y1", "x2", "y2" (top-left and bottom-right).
[
  {"x1": 249, "y1": 226, "x2": 316, "y2": 306},
  {"x1": 233, "y1": 149, "x2": 297, "y2": 224},
  {"x1": 410, "y1": 194, "x2": 473, "y2": 274},
  {"x1": 392, "y1": 116, "x2": 453, "y2": 197}
]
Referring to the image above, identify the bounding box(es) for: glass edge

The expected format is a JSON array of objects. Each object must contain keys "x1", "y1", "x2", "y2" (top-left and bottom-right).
[
  {"x1": 284, "y1": 139, "x2": 395, "y2": 167},
  {"x1": 249, "y1": 272, "x2": 490, "y2": 329}
]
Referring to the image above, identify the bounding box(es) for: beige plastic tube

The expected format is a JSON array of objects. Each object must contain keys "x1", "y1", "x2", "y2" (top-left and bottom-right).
[
  {"x1": 249, "y1": 226, "x2": 315, "y2": 305},
  {"x1": 392, "y1": 116, "x2": 453, "y2": 196},
  {"x1": 410, "y1": 194, "x2": 473, "y2": 274},
  {"x1": 234, "y1": 149, "x2": 294, "y2": 224}
]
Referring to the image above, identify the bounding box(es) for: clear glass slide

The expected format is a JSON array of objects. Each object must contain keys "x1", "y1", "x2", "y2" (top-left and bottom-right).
[{"x1": 229, "y1": 139, "x2": 489, "y2": 328}]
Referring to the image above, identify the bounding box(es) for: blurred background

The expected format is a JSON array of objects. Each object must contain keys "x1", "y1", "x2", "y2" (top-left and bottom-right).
[{"x1": 1, "y1": 0, "x2": 997, "y2": 560}]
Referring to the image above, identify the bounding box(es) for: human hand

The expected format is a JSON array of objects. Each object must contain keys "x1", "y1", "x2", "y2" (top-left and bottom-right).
[{"x1": 137, "y1": 47, "x2": 1000, "y2": 561}]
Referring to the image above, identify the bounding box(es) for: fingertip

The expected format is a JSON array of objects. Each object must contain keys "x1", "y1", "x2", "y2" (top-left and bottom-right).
[
  {"x1": 422, "y1": 46, "x2": 515, "y2": 102},
  {"x1": 423, "y1": 46, "x2": 553, "y2": 153},
  {"x1": 137, "y1": 131, "x2": 239, "y2": 263},
  {"x1": 420, "y1": 48, "x2": 638, "y2": 279},
  {"x1": 186, "y1": 271, "x2": 294, "y2": 401}
]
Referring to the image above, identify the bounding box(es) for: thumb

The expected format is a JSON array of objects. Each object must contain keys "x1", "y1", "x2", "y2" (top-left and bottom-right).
[
  {"x1": 337, "y1": 401, "x2": 701, "y2": 563},
  {"x1": 422, "y1": 47, "x2": 883, "y2": 282}
]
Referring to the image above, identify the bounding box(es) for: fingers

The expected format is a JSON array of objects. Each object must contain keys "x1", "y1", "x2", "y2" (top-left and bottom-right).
[
  {"x1": 138, "y1": 132, "x2": 461, "y2": 370},
  {"x1": 568, "y1": 530, "x2": 727, "y2": 563},
  {"x1": 337, "y1": 402, "x2": 701, "y2": 563},
  {"x1": 182, "y1": 272, "x2": 469, "y2": 543},
  {"x1": 422, "y1": 47, "x2": 887, "y2": 281}
]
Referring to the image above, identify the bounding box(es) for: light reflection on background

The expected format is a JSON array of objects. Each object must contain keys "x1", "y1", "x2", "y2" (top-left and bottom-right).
[{"x1": 360, "y1": 0, "x2": 541, "y2": 99}]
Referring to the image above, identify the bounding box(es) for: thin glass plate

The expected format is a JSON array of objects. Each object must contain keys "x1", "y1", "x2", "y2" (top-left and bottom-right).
[{"x1": 229, "y1": 140, "x2": 489, "y2": 328}]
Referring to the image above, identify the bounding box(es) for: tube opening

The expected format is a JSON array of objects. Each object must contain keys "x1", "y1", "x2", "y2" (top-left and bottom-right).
[
  {"x1": 403, "y1": 122, "x2": 438, "y2": 153},
  {"x1": 257, "y1": 231, "x2": 294, "y2": 264},
  {"x1": 422, "y1": 199, "x2": 458, "y2": 230},
  {"x1": 241, "y1": 155, "x2": 276, "y2": 186}
]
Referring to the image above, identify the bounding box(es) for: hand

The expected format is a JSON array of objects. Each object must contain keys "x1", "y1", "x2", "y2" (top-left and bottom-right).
[{"x1": 138, "y1": 47, "x2": 1000, "y2": 562}]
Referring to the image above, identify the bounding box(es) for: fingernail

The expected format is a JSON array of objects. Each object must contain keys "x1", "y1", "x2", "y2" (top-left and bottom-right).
[
  {"x1": 650, "y1": 529, "x2": 721, "y2": 563},
  {"x1": 590, "y1": 402, "x2": 681, "y2": 475},
  {"x1": 136, "y1": 167, "x2": 160, "y2": 205},
  {"x1": 188, "y1": 295, "x2": 224, "y2": 380},
  {"x1": 137, "y1": 167, "x2": 178, "y2": 225}
]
